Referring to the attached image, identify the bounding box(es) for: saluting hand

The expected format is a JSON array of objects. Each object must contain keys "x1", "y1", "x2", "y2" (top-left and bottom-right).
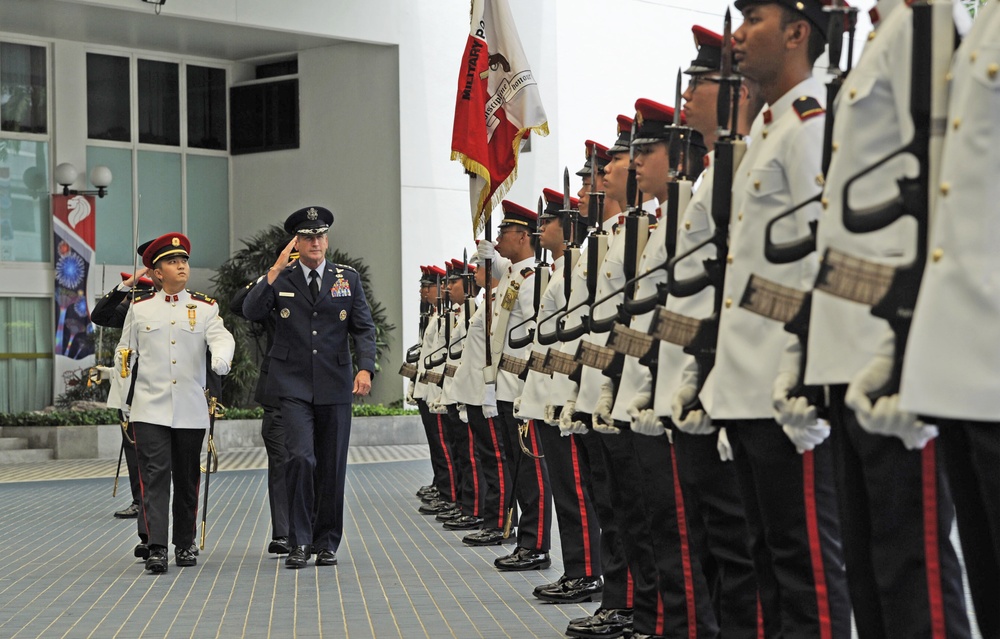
[
  {"x1": 123, "y1": 267, "x2": 149, "y2": 287},
  {"x1": 266, "y1": 238, "x2": 299, "y2": 284},
  {"x1": 353, "y1": 370, "x2": 372, "y2": 396}
]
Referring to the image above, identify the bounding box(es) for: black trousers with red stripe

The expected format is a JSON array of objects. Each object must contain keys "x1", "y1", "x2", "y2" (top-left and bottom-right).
[
  {"x1": 132, "y1": 422, "x2": 204, "y2": 549},
  {"x1": 536, "y1": 422, "x2": 601, "y2": 578},
  {"x1": 673, "y1": 429, "x2": 759, "y2": 639},
  {"x1": 447, "y1": 405, "x2": 483, "y2": 517},
  {"x1": 936, "y1": 418, "x2": 1000, "y2": 639},
  {"x1": 496, "y1": 401, "x2": 551, "y2": 552},
  {"x1": 417, "y1": 399, "x2": 457, "y2": 500},
  {"x1": 828, "y1": 386, "x2": 971, "y2": 639},
  {"x1": 577, "y1": 429, "x2": 633, "y2": 611},
  {"x1": 630, "y1": 429, "x2": 718, "y2": 638},
  {"x1": 466, "y1": 404, "x2": 513, "y2": 531},
  {"x1": 728, "y1": 419, "x2": 852, "y2": 639}
]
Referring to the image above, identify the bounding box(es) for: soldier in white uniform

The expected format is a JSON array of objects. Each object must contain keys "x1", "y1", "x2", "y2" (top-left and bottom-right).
[
  {"x1": 115, "y1": 232, "x2": 235, "y2": 573},
  {"x1": 801, "y1": 2, "x2": 973, "y2": 636},
  {"x1": 691, "y1": 1, "x2": 851, "y2": 634},
  {"x1": 476, "y1": 201, "x2": 552, "y2": 571},
  {"x1": 849, "y1": 4, "x2": 1000, "y2": 636}
]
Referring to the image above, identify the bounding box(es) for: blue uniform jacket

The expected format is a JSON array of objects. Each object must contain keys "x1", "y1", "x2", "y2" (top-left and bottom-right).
[{"x1": 242, "y1": 263, "x2": 377, "y2": 405}]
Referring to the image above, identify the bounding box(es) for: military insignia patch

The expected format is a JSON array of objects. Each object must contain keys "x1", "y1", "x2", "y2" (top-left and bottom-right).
[
  {"x1": 280, "y1": 308, "x2": 290, "y2": 319},
  {"x1": 307, "y1": 207, "x2": 318, "y2": 220},
  {"x1": 330, "y1": 278, "x2": 352, "y2": 297},
  {"x1": 340, "y1": 309, "x2": 347, "y2": 321},
  {"x1": 501, "y1": 281, "x2": 520, "y2": 310}
]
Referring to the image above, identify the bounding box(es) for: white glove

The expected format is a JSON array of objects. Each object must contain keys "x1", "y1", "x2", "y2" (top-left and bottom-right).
[
  {"x1": 95, "y1": 365, "x2": 114, "y2": 381},
  {"x1": 482, "y1": 403, "x2": 499, "y2": 419},
  {"x1": 483, "y1": 383, "x2": 497, "y2": 408},
  {"x1": 406, "y1": 381, "x2": 416, "y2": 405},
  {"x1": 559, "y1": 400, "x2": 588, "y2": 436},
  {"x1": 672, "y1": 385, "x2": 715, "y2": 435},
  {"x1": 772, "y1": 371, "x2": 818, "y2": 428},
  {"x1": 717, "y1": 427, "x2": 734, "y2": 461},
  {"x1": 513, "y1": 397, "x2": 522, "y2": 417},
  {"x1": 211, "y1": 357, "x2": 231, "y2": 376},
  {"x1": 543, "y1": 404, "x2": 560, "y2": 427},
  {"x1": 782, "y1": 420, "x2": 831, "y2": 454},
  {"x1": 458, "y1": 405, "x2": 469, "y2": 423},
  {"x1": 890, "y1": 416, "x2": 939, "y2": 451},
  {"x1": 592, "y1": 381, "x2": 619, "y2": 434},
  {"x1": 476, "y1": 239, "x2": 496, "y2": 264},
  {"x1": 627, "y1": 392, "x2": 665, "y2": 437},
  {"x1": 428, "y1": 401, "x2": 448, "y2": 414},
  {"x1": 120, "y1": 406, "x2": 131, "y2": 422},
  {"x1": 846, "y1": 354, "x2": 917, "y2": 436}
]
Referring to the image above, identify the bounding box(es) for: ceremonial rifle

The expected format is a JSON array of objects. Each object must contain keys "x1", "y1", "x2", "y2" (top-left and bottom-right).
[
  {"x1": 660, "y1": 10, "x2": 747, "y2": 419},
  {"x1": 740, "y1": 1, "x2": 857, "y2": 409},
  {"x1": 507, "y1": 196, "x2": 551, "y2": 352},
  {"x1": 536, "y1": 168, "x2": 589, "y2": 345},
  {"x1": 815, "y1": 0, "x2": 953, "y2": 402}
]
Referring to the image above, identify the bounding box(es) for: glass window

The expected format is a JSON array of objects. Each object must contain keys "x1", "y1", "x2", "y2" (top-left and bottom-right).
[
  {"x1": 0, "y1": 138, "x2": 50, "y2": 262},
  {"x1": 1, "y1": 43, "x2": 47, "y2": 134},
  {"x1": 138, "y1": 59, "x2": 179, "y2": 146},
  {"x1": 186, "y1": 155, "x2": 229, "y2": 268},
  {"x1": 88, "y1": 146, "x2": 134, "y2": 265},
  {"x1": 136, "y1": 150, "x2": 182, "y2": 238},
  {"x1": 87, "y1": 53, "x2": 130, "y2": 142},
  {"x1": 187, "y1": 65, "x2": 227, "y2": 151},
  {"x1": 0, "y1": 297, "x2": 53, "y2": 413}
]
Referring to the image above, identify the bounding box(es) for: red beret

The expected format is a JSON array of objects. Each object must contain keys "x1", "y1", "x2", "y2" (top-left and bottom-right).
[{"x1": 142, "y1": 233, "x2": 190, "y2": 269}]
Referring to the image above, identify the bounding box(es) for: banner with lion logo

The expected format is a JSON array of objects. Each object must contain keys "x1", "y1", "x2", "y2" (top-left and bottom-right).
[{"x1": 52, "y1": 194, "x2": 96, "y2": 369}]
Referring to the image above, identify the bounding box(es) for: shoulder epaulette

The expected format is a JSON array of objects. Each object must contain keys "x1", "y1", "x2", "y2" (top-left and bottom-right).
[
  {"x1": 333, "y1": 263, "x2": 357, "y2": 273},
  {"x1": 793, "y1": 96, "x2": 824, "y2": 122},
  {"x1": 520, "y1": 267, "x2": 535, "y2": 278},
  {"x1": 133, "y1": 290, "x2": 156, "y2": 304},
  {"x1": 189, "y1": 291, "x2": 217, "y2": 305}
]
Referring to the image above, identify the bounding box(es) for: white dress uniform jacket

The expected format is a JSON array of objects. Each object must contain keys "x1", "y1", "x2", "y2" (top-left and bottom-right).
[
  {"x1": 654, "y1": 154, "x2": 719, "y2": 417},
  {"x1": 516, "y1": 255, "x2": 565, "y2": 420},
  {"x1": 495, "y1": 256, "x2": 537, "y2": 403},
  {"x1": 115, "y1": 289, "x2": 235, "y2": 430},
  {"x1": 700, "y1": 77, "x2": 826, "y2": 419},
  {"x1": 412, "y1": 309, "x2": 439, "y2": 401},
  {"x1": 441, "y1": 301, "x2": 474, "y2": 406},
  {"x1": 805, "y1": 3, "x2": 918, "y2": 385},
  {"x1": 901, "y1": 2, "x2": 1000, "y2": 420},
  {"x1": 450, "y1": 297, "x2": 491, "y2": 406}
]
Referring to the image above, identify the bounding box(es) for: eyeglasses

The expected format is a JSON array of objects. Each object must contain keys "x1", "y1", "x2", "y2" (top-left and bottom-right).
[
  {"x1": 498, "y1": 228, "x2": 527, "y2": 238},
  {"x1": 687, "y1": 76, "x2": 723, "y2": 92}
]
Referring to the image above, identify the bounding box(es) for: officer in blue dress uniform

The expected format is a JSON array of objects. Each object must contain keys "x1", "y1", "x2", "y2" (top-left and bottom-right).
[{"x1": 242, "y1": 205, "x2": 377, "y2": 569}]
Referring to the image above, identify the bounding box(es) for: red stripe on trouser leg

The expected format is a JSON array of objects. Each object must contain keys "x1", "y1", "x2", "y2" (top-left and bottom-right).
[
  {"x1": 922, "y1": 440, "x2": 946, "y2": 639},
  {"x1": 468, "y1": 425, "x2": 481, "y2": 517},
  {"x1": 570, "y1": 436, "x2": 593, "y2": 576},
  {"x1": 802, "y1": 450, "x2": 833, "y2": 639},
  {"x1": 437, "y1": 414, "x2": 456, "y2": 502},
  {"x1": 488, "y1": 418, "x2": 506, "y2": 528},
  {"x1": 627, "y1": 569, "x2": 634, "y2": 608},
  {"x1": 134, "y1": 425, "x2": 151, "y2": 544},
  {"x1": 655, "y1": 587, "x2": 665, "y2": 636},
  {"x1": 670, "y1": 442, "x2": 698, "y2": 638},
  {"x1": 529, "y1": 421, "x2": 546, "y2": 550},
  {"x1": 757, "y1": 594, "x2": 765, "y2": 639}
]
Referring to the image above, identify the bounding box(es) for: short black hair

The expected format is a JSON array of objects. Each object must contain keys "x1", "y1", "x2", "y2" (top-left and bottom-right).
[{"x1": 779, "y1": 5, "x2": 826, "y2": 65}]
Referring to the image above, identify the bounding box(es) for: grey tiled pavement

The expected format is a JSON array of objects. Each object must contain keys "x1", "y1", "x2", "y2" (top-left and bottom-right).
[{"x1": 0, "y1": 448, "x2": 589, "y2": 639}]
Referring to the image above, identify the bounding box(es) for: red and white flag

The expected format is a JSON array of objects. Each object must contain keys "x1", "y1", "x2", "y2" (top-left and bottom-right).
[{"x1": 451, "y1": 0, "x2": 548, "y2": 235}]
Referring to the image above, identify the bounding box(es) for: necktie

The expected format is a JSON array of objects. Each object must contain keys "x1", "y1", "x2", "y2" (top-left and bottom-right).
[{"x1": 309, "y1": 270, "x2": 320, "y2": 301}]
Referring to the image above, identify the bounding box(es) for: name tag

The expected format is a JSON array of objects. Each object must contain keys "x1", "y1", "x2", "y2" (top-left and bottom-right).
[{"x1": 279, "y1": 292, "x2": 295, "y2": 297}]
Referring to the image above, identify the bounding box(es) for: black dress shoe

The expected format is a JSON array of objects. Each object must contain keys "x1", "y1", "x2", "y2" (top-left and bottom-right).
[
  {"x1": 416, "y1": 485, "x2": 438, "y2": 498},
  {"x1": 419, "y1": 492, "x2": 443, "y2": 505},
  {"x1": 187, "y1": 544, "x2": 200, "y2": 557},
  {"x1": 418, "y1": 500, "x2": 456, "y2": 515},
  {"x1": 114, "y1": 502, "x2": 140, "y2": 519},
  {"x1": 315, "y1": 549, "x2": 338, "y2": 566},
  {"x1": 443, "y1": 515, "x2": 485, "y2": 531},
  {"x1": 533, "y1": 574, "x2": 569, "y2": 597},
  {"x1": 134, "y1": 543, "x2": 149, "y2": 559},
  {"x1": 175, "y1": 546, "x2": 197, "y2": 567},
  {"x1": 435, "y1": 508, "x2": 463, "y2": 522},
  {"x1": 285, "y1": 545, "x2": 311, "y2": 569},
  {"x1": 535, "y1": 575, "x2": 603, "y2": 603},
  {"x1": 566, "y1": 608, "x2": 633, "y2": 639},
  {"x1": 145, "y1": 546, "x2": 168, "y2": 574},
  {"x1": 462, "y1": 528, "x2": 511, "y2": 546},
  {"x1": 494, "y1": 546, "x2": 550, "y2": 571},
  {"x1": 268, "y1": 537, "x2": 291, "y2": 554}
]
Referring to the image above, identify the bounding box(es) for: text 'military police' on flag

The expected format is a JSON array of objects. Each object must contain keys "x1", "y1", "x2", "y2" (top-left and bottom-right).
[{"x1": 450, "y1": 0, "x2": 549, "y2": 236}]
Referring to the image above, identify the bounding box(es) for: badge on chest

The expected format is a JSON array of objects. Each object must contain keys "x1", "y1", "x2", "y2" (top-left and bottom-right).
[{"x1": 331, "y1": 277, "x2": 352, "y2": 298}]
